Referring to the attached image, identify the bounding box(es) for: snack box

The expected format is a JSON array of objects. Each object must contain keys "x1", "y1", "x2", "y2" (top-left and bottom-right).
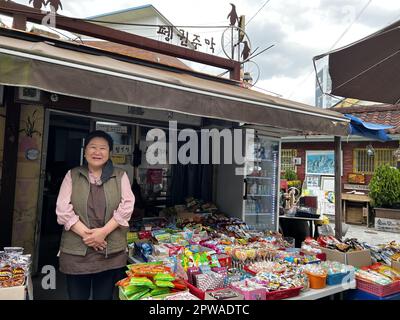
[{"x1": 205, "y1": 288, "x2": 244, "y2": 300}]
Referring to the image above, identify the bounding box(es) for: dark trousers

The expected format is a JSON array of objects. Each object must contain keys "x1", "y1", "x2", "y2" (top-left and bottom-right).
[{"x1": 66, "y1": 268, "x2": 125, "y2": 300}]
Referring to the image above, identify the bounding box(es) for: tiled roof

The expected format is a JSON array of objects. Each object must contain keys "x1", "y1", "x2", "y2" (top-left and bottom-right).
[
  {"x1": 332, "y1": 104, "x2": 400, "y2": 134},
  {"x1": 84, "y1": 41, "x2": 191, "y2": 71}
]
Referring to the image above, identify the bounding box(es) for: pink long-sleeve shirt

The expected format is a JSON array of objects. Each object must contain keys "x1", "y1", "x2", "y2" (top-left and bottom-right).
[{"x1": 56, "y1": 170, "x2": 135, "y2": 231}]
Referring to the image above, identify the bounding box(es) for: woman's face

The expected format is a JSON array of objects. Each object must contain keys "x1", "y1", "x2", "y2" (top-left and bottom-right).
[{"x1": 85, "y1": 137, "x2": 110, "y2": 169}]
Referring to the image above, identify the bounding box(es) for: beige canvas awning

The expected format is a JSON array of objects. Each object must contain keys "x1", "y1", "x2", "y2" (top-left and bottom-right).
[{"x1": 0, "y1": 32, "x2": 349, "y2": 136}]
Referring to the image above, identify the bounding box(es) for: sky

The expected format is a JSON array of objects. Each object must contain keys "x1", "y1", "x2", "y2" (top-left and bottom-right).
[{"x1": 5, "y1": 0, "x2": 400, "y2": 106}]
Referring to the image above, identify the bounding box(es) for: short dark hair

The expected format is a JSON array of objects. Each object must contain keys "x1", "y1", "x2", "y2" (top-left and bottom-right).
[{"x1": 84, "y1": 130, "x2": 114, "y2": 151}]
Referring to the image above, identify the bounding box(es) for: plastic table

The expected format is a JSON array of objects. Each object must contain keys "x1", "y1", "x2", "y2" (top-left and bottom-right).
[{"x1": 286, "y1": 280, "x2": 356, "y2": 300}]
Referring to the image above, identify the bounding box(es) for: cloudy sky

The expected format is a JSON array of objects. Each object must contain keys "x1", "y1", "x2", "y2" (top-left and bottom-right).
[{"x1": 6, "y1": 0, "x2": 400, "y2": 105}]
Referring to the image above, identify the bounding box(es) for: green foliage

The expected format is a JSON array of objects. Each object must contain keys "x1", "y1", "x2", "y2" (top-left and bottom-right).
[
  {"x1": 369, "y1": 165, "x2": 400, "y2": 208},
  {"x1": 283, "y1": 169, "x2": 298, "y2": 181},
  {"x1": 19, "y1": 109, "x2": 42, "y2": 138}
]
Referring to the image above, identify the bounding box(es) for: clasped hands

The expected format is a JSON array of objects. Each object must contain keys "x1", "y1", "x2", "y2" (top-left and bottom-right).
[{"x1": 83, "y1": 228, "x2": 108, "y2": 251}]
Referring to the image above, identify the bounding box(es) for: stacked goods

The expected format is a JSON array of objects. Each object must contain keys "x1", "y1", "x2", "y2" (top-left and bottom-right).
[
  {"x1": 0, "y1": 248, "x2": 31, "y2": 288},
  {"x1": 116, "y1": 262, "x2": 187, "y2": 300},
  {"x1": 358, "y1": 264, "x2": 400, "y2": 283},
  {"x1": 245, "y1": 261, "x2": 287, "y2": 275},
  {"x1": 251, "y1": 272, "x2": 304, "y2": 291},
  {"x1": 317, "y1": 236, "x2": 365, "y2": 252},
  {"x1": 362, "y1": 241, "x2": 400, "y2": 265},
  {"x1": 275, "y1": 250, "x2": 321, "y2": 265}
]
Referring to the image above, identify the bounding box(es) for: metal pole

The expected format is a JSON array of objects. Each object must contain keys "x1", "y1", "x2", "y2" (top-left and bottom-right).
[
  {"x1": 231, "y1": 27, "x2": 234, "y2": 60},
  {"x1": 334, "y1": 136, "x2": 343, "y2": 240}
]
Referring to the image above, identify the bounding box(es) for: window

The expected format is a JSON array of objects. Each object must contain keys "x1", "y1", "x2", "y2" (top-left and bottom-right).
[
  {"x1": 281, "y1": 149, "x2": 297, "y2": 172},
  {"x1": 353, "y1": 148, "x2": 397, "y2": 174}
]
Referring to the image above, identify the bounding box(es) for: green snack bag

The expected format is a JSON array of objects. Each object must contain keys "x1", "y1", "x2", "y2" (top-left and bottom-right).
[
  {"x1": 129, "y1": 277, "x2": 156, "y2": 289},
  {"x1": 150, "y1": 287, "x2": 171, "y2": 296},
  {"x1": 155, "y1": 280, "x2": 175, "y2": 288},
  {"x1": 154, "y1": 273, "x2": 175, "y2": 282},
  {"x1": 123, "y1": 285, "x2": 145, "y2": 297},
  {"x1": 129, "y1": 288, "x2": 150, "y2": 300}
]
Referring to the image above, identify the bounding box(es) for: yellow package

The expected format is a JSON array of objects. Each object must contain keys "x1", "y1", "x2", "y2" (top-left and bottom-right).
[{"x1": 378, "y1": 266, "x2": 400, "y2": 281}]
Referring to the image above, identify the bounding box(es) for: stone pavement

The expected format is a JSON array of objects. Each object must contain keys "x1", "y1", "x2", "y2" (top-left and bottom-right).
[{"x1": 331, "y1": 223, "x2": 400, "y2": 245}]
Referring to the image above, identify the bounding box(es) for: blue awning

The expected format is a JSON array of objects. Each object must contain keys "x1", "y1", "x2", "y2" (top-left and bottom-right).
[{"x1": 345, "y1": 114, "x2": 393, "y2": 142}]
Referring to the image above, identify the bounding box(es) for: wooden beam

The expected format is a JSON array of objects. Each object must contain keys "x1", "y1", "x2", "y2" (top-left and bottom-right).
[
  {"x1": 11, "y1": 13, "x2": 26, "y2": 31},
  {"x1": 334, "y1": 136, "x2": 343, "y2": 240},
  {"x1": 0, "y1": 86, "x2": 20, "y2": 248},
  {"x1": 0, "y1": 2, "x2": 241, "y2": 80}
]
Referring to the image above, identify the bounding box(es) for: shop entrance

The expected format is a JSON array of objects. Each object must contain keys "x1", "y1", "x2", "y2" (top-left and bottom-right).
[{"x1": 37, "y1": 112, "x2": 91, "y2": 270}]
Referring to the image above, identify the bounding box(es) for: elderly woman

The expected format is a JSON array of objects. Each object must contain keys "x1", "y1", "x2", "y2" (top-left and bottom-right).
[{"x1": 56, "y1": 130, "x2": 134, "y2": 300}]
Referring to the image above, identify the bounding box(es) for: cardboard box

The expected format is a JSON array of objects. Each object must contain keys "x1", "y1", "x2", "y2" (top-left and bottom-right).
[
  {"x1": 392, "y1": 260, "x2": 400, "y2": 272},
  {"x1": 317, "y1": 247, "x2": 371, "y2": 268},
  {"x1": 0, "y1": 286, "x2": 26, "y2": 300},
  {"x1": 346, "y1": 250, "x2": 372, "y2": 268},
  {"x1": 205, "y1": 288, "x2": 244, "y2": 300}
]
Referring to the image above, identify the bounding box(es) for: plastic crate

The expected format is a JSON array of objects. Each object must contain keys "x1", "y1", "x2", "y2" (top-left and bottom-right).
[
  {"x1": 185, "y1": 280, "x2": 206, "y2": 300},
  {"x1": 326, "y1": 272, "x2": 352, "y2": 286},
  {"x1": 184, "y1": 280, "x2": 225, "y2": 300},
  {"x1": 356, "y1": 279, "x2": 400, "y2": 297},
  {"x1": 265, "y1": 287, "x2": 303, "y2": 300},
  {"x1": 229, "y1": 284, "x2": 266, "y2": 300}
]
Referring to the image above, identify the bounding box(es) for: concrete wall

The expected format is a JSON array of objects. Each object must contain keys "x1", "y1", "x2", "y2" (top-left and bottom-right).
[{"x1": 12, "y1": 105, "x2": 45, "y2": 254}]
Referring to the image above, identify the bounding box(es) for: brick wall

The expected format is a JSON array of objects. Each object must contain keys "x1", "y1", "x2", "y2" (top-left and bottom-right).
[{"x1": 282, "y1": 140, "x2": 399, "y2": 189}]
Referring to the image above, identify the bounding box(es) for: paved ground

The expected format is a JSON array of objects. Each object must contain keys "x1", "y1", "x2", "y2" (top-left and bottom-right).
[{"x1": 331, "y1": 223, "x2": 400, "y2": 245}]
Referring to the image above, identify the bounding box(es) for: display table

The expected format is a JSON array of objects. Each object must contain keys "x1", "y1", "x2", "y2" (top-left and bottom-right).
[
  {"x1": 341, "y1": 193, "x2": 371, "y2": 226},
  {"x1": 279, "y1": 215, "x2": 321, "y2": 237},
  {"x1": 344, "y1": 288, "x2": 400, "y2": 300},
  {"x1": 286, "y1": 280, "x2": 356, "y2": 300}
]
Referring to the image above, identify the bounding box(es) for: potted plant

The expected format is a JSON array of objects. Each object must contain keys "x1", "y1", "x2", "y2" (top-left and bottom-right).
[
  {"x1": 369, "y1": 164, "x2": 400, "y2": 221},
  {"x1": 283, "y1": 169, "x2": 302, "y2": 191}
]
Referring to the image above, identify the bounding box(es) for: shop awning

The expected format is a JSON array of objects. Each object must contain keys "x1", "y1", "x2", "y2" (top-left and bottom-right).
[
  {"x1": 345, "y1": 114, "x2": 393, "y2": 142},
  {"x1": 0, "y1": 31, "x2": 350, "y2": 136}
]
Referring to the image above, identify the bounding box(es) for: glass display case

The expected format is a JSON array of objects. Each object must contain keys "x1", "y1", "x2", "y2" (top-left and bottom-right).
[{"x1": 243, "y1": 136, "x2": 280, "y2": 231}]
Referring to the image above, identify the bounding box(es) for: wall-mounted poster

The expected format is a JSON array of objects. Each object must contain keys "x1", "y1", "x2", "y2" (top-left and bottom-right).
[
  {"x1": 306, "y1": 151, "x2": 335, "y2": 176},
  {"x1": 306, "y1": 175, "x2": 320, "y2": 188}
]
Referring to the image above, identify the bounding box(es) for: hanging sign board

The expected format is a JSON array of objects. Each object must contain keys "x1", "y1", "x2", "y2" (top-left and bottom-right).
[
  {"x1": 113, "y1": 144, "x2": 132, "y2": 155},
  {"x1": 96, "y1": 123, "x2": 128, "y2": 134}
]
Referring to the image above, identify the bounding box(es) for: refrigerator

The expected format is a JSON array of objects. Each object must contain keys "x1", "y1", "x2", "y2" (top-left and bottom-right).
[{"x1": 216, "y1": 134, "x2": 280, "y2": 232}]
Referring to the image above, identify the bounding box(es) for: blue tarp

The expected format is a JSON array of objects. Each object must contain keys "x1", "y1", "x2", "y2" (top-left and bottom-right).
[{"x1": 345, "y1": 114, "x2": 394, "y2": 142}]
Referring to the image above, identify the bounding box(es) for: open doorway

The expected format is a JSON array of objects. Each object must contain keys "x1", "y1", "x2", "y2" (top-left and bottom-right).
[{"x1": 37, "y1": 113, "x2": 91, "y2": 270}]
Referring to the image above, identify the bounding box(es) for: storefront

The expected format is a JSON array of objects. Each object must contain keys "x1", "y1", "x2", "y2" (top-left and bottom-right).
[{"x1": 0, "y1": 27, "x2": 350, "y2": 279}]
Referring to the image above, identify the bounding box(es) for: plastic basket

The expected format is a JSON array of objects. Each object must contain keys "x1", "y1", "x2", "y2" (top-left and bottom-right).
[
  {"x1": 326, "y1": 272, "x2": 351, "y2": 286},
  {"x1": 306, "y1": 272, "x2": 327, "y2": 289},
  {"x1": 265, "y1": 287, "x2": 303, "y2": 300},
  {"x1": 184, "y1": 280, "x2": 225, "y2": 300},
  {"x1": 356, "y1": 279, "x2": 400, "y2": 297},
  {"x1": 185, "y1": 280, "x2": 206, "y2": 300}
]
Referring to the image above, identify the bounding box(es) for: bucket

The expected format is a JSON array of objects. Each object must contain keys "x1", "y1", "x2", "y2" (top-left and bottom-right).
[{"x1": 306, "y1": 272, "x2": 327, "y2": 289}]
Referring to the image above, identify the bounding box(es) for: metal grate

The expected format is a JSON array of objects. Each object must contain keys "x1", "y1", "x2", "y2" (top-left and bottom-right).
[
  {"x1": 353, "y1": 148, "x2": 396, "y2": 174},
  {"x1": 281, "y1": 149, "x2": 297, "y2": 172}
]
